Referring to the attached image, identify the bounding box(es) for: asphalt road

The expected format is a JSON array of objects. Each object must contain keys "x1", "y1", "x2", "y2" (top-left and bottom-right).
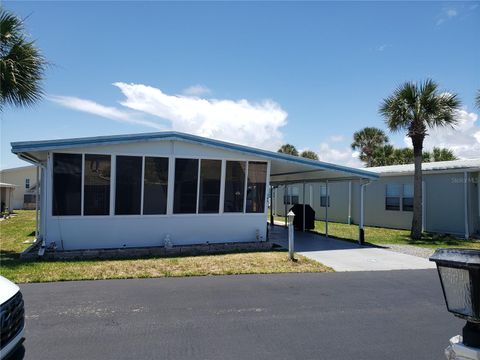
[{"x1": 11, "y1": 270, "x2": 462, "y2": 360}]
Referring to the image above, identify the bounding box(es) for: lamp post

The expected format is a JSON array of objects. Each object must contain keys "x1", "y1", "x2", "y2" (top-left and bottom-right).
[
  {"x1": 430, "y1": 249, "x2": 480, "y2": 359},
  {"x1": 287, "y1": 210, "x2": 295, "y2": 261}
]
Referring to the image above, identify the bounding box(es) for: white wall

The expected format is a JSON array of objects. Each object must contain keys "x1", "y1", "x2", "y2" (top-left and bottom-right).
[
  {"x1": 43, "y1": 140, "x2": 270, "y2": 250},
  {"x1": 0, "y1": 166, "x2": 36, "y2": 209}
]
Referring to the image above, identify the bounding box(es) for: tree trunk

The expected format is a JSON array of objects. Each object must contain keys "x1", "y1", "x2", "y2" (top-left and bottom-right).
[{"x1": 411, "y1": 137, "x2": 423, "y2": 240}]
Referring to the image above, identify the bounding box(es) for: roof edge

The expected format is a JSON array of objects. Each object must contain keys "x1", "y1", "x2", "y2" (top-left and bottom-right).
[{"x1": 11, "y1": 131, "x2": 379, "y2": 180}]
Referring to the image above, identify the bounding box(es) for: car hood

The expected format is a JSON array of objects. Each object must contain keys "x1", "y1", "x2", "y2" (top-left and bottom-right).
[{"x1": 0, "y1": 276, "x2": 20, "y2": 305}]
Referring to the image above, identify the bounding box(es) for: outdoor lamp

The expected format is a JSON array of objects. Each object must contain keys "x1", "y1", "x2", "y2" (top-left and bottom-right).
[
  {"x1": 287, "y1": 210, "x2": 295, "y2": 226},
  {"x1": 430, "y1": 249, "x2": 480, "y2": 349}
]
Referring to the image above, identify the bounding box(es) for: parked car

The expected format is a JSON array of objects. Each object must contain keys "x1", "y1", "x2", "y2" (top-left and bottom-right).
[{"x1": 0, "y1": 276, "x2": 25, "y2": 359}]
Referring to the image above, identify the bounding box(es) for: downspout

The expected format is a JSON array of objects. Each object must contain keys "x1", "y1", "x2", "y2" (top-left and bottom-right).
[
  {"x1": 35, "y1": 166, "x2": 39, "y2": 240},
  {"x1": 17, "y1": 153, "x2": 47, "y2": 253}
]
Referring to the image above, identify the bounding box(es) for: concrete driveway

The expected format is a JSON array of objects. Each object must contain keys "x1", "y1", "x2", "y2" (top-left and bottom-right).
[
  {"x1": 12, "y1": 271, "x2": 460, "y2": 360},
  {"x1": 269, "y1": 225, "x2": 436, "y2": 271}
]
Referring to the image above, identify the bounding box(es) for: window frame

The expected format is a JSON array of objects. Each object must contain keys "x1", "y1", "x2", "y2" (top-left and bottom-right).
[
  {"x1": 320, "y1": 185, "x2": 330, "y2": 208},
  {"x1": 49, "y1": 152, "x2": 269, "y2": 218},
  {"x1": 51, "y1": 152, "x2": 83, "y2": 216},
  {"x1": 385, "y1": 183, "x2": 401, "y2": 211},
  {"x1": 402, "y1": 183, "x2": 414, "y2": 212},
  {"x1": 83, "y1": 154, "x2": 112, "y2": 216},
  {"x1": 142, "y1": 156, "x2": 169, "y2": 216},
  {"x1": 25, "y1": 178, "x2": 30, "y2": 189}
]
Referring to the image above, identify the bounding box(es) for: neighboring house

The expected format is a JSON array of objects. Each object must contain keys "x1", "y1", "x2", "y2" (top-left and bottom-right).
[
  {"x1": 0, "y1": 165, "x2": 37, "y2": 210},
  {"x1": 273, "y1": 159, "x2": 480, "y2": 239},
  {"x1": 0, "y1": 182, "x2": 16, "y2": 212},
  {"x1": 10, "y1": 131, "x2": 377, "y2": 251}
]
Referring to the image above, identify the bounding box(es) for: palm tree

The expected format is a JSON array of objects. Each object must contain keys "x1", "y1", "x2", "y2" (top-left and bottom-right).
[
  {"x1": 431, "y1": 147, "x2": 457, "y2": 162},
  {"x1": 0, "y1": 8, "x2": 46, "y2": 110},
  {"x1": 300, "y1": 150, "x2": 319, "y2": 160},
  {"x1": 475, "y1": 90, "x2": 480, "y2": 109},
  {"x1": 277, "y1": 144, "x2": 299, "y2": 156},
  {"x1": 351, "y1": 127, "x2": 389, "y2": 167},
  {"x1": 380, "y1": 79, "x2": 461, "y2": 239}
]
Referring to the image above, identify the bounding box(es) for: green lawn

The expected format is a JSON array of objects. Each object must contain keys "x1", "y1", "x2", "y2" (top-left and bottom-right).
[
  {"x1": 271, "y1": 215, "x2": 480, "y2": 249},
  {"x1": 0, "y1": 211, "x2": 331, "y2": 283}
]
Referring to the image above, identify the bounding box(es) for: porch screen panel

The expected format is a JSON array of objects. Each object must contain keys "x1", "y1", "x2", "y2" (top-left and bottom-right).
[
  {"x1": 84, "y1": 154, "x2": 111, "y2": 215},
  {"x1": 246, "y1": 162, "x2": 267, "y2": 213},
  {"x1": 143, "y1": 157, "x2": 169, "y2": 215},
  {"x1": 173, "y1": 158, "x2": 199, "y2": 214},
  {"x1": 53, "y1": 153, "x2": 82, "y2": 216},
  {"x1": 199, "y1": 159, "x2": 221, "y2": 213},
  {"x1": 224, "y1": 161, "x2": 246, "y2": 213},
  {"x1": 115, "y1": 156, "x2": 142, "y2": 215}
]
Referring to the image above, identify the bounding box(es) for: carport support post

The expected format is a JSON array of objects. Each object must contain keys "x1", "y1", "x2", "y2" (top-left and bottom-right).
[
  {"x1": 464, "y1": 171, "x2": 469, "y2": 239},
  {"x1": 359, "y1": 182, "x2": 365, "y2": 245},
  {"x1": 284, "y1": 185, "x2": 288, "y2": 227},
  {"x1": 302, "y1": 182, "x2": 306, "y2": 232},
  {"x1": 270, "y1": 185, "x2": 274, "y2": 227},
  {"x1": 325, "y1": 180, "x2": 329, "y2": 239}
]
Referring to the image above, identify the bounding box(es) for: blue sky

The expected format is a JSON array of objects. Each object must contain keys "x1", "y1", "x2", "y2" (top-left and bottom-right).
[{"x1": 2, "y1": 1, "x2": 479, "y2": 169}]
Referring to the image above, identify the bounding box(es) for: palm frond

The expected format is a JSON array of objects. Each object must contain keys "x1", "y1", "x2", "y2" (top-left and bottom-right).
[{"x1": 0, "y1": 8, "x2": 46, "y2": 109}]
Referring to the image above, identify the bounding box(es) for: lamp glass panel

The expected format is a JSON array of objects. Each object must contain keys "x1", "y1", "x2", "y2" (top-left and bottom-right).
[{"x1": 438, "y1": 266, "x2": 473, "y2": 317}]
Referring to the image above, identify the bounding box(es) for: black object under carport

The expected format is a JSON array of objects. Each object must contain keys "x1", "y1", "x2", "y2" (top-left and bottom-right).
[{"x1": 289, "y1": 204, "x2": 315, "y2": 230}]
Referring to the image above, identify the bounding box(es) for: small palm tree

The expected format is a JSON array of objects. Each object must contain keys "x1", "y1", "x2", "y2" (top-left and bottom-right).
[
  {"x1": 300, "y1": 150, "x2": 319, "y2": 160},
  {"x1": 0, "y1": 8, "x2": 46, "y2": 110},
  {"x1": 277, "y1": 144, "x2": 299, "y2": 156},
  {"x1": 380, "y1": 79, "x2": 461, "y2": 239},
  {"x1": 431, "y1": 147, "x2": 457, "y2": 162},
  {"x1": 351, "y1": 127, "x2": 389, "y2": 167}
]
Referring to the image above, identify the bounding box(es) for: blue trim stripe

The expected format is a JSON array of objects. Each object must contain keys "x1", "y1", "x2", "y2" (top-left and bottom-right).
[{"x1": 11, "y1": 131, "x2": 378, "y2": 179}]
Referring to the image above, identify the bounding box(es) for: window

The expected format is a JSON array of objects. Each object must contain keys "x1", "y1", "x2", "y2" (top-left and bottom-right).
[
  {"x1": 25, "y1": 178, "x2": 30, "y2": 189},
  {"x1": 198, "y1": 159, "x2": 221, "y2": 213},
  {"x1": 283, "y1": 186, "x2": 299, "y2": 205},
  {"x1": 52, "y1": 153, "x2": 82, "y2": 216},
  {"x1": 320, "y1": 185, "x2": 330, "y2": 207},
  {"x1": 385, "y1": 184, "x2": 401, "y2": 211},
  {"x1": 402, "y1": 184, "x2": 414, "y2": 212},
  {"x1": 83, "y1": 154, "x2": 111, "y2": 215},
  {"x1": 173, "y1": 158, "x2": 199, "y2": 214},
  {"x1": 246, "y1": 162, "x2": 267, "y2": 213},
  {"x1": 224, "y1": 161, "x2": 246, "y2": 212},
  {"x1": 143, "y1": 157, "x2": 169, "y2": 215},
  {"x1": 115, "y1": 156, "x2": 142, "y2": 215}
]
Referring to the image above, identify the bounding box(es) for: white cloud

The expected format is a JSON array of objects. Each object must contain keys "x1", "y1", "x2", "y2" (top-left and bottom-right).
[
  {"x1": 446, "y1": 9, "x2": 458, "y2": 17},
  {"x1": 329, "y1": 135, "x2": 345, "y2": 143},
  {"x1": 403, "y1": 109, "x2": 480, "y2": 159},
  {"x1": 113, "y1": 82, "x2": 287, "y2": 150},
  {"x1": 48, "y1": 95, "x2": 165, "y2": 130},
  {"x1": 182, "y1": 84, "x2": 211, "y2": 97},
  {"x1": 375, "y1": 44, "x2": 390, "y2": 52},
  {"x1": 317, "y1": 142, "x2": 363, "y2": 168},
  {"x1": 437, "y1": 7, "x2": 459, "y2": 25}
]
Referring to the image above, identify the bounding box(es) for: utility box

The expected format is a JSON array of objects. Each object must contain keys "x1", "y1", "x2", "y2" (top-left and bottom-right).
[{"x1": 289, "y1": 204, "x2": 315, "y2": 230}]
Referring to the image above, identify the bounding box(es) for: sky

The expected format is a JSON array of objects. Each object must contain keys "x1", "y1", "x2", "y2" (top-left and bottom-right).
[{"x1": 1, "y1": 1, "x2": 479, "y2": 169}]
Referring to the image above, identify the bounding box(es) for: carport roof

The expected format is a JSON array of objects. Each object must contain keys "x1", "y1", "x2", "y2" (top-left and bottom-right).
[{"x1": 11, "y1": 131, "x2": 378, "y2": 182}]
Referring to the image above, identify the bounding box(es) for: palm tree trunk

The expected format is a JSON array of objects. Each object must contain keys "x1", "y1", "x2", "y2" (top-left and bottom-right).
[{"x1": 411, "y1": 138, "x2": 423, "y2": 239}]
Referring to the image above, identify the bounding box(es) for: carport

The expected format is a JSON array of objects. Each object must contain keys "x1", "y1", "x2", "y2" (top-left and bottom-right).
[{"x1": 268, "y1": 156, "x2": 378, "y2": 244}]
